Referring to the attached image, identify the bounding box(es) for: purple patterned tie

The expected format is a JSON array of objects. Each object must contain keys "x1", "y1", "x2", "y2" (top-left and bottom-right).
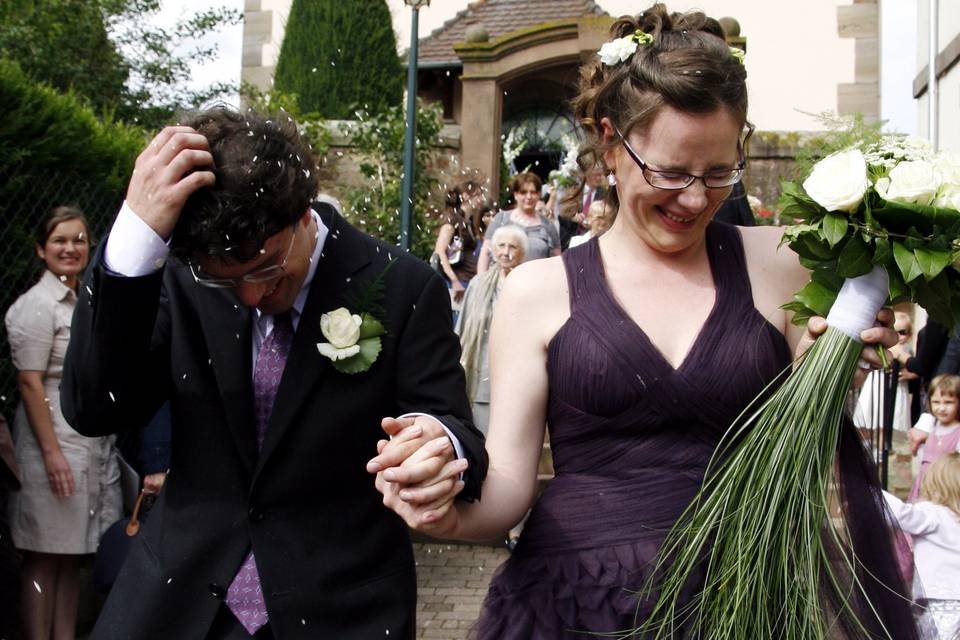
[{"x1": 226, "y1": 311, "x2": 294, "y2": 635}]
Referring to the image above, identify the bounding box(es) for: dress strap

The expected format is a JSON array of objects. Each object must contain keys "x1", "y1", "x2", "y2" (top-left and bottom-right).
[
  {"x1": 705, "y1": 221, "x2": 753, "y2": 306},
  {"x1": 561, "y1": 237, "x2": 601, "y2": 316}
]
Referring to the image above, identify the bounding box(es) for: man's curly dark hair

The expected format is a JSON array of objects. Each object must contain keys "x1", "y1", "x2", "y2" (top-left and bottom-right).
[{"x1": 170, "y1": 106, "x2": 320, "y2": 263}]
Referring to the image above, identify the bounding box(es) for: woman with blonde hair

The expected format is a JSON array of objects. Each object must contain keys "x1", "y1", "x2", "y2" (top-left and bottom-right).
[{"x1": 884, "y1": 453, "x2": 960, "y2": 638}]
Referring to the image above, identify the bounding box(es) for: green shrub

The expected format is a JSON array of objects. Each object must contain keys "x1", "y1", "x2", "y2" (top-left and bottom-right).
[
  {"x1": 0, "y1": 59, "x2": 147, "y2": 421},
  {"x1": 342, "y1": 101, "x2": 445, "y2": 259},
  {"x1": 274, "y1": 0, "x2": 403, "y2": 119}
]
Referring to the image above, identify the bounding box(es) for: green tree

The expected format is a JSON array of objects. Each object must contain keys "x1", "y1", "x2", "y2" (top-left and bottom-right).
[
  {"x1": 274, "y1": 0, "x2": 403, "y2": 119},
  {"x1": 343, "y1": 101, "x2": 444, "y2": 259},
  {"x1": 0, "y1": 0, "x2": 241, "y2": 129}
]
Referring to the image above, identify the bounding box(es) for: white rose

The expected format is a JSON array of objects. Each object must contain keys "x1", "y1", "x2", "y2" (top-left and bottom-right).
[
  {"x1": 802, "y1": 148, "x2": 869, "y2": 213},
  {"x1": 935, "y1": 150, "x2": 960, "y2": 194},
  {"x1": 934, "y1": 184, "x2": 960, "y2": 210},
  {"x1": 320, "y1": 308, "x2": 362, "y2": 349},
  {"x1": 317, "y1": 342, "x2": 361, "y2": 361},
  {"x1": 877, "y1": 160, "x2": 940, "y2": 206},
  {"x1": 598, "y1": 36, "x2": 638, "y2": 66}
]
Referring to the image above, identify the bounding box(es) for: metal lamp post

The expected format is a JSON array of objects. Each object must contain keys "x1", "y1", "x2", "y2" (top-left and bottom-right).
[{"x1": 400, "y1": 0, "x2": 430, "y2": 251}]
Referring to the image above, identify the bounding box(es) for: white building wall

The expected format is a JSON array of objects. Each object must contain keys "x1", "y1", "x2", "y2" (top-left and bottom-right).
[{"x1": 916, "y1": 0, "x2": 960, "y2": 151}]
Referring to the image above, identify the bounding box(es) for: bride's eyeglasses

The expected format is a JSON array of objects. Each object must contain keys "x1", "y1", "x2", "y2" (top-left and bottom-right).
[{"x1": 616, "y1": 123, "x2": 754, "y2": 190}]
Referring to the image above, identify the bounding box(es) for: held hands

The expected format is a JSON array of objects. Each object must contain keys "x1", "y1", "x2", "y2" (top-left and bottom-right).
[
  {"x1": 126, "y1": 126, "x2": 216, "y2": 239},
  {"x1": 42, "y1": 448, "x2": 75, "y2": 498},
  {"x1": 367, "y1": 416, "x2": 468, "y2": 536}
]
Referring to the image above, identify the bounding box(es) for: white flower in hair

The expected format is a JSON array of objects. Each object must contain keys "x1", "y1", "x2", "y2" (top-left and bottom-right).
[{"x1": 598, "y1": 36, "x2": 639, "y2": 66}]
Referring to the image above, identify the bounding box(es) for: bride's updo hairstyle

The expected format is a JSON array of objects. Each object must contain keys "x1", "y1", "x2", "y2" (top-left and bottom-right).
[{"x1": 574, "y1": 3, "x2": 750, "y2": 208}]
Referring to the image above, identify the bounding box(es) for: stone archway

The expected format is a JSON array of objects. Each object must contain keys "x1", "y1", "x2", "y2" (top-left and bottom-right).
[{"x1": 453, "y1": 17, "x2": 611, "y2": 193}]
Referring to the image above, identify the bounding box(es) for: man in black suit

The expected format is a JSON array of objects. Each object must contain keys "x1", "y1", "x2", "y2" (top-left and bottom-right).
[{"x1": 62, "y1": 107, "x2": 487, "y2": 639}]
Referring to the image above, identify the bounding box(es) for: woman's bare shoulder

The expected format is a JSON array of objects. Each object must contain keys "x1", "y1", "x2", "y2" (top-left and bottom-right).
[{"x1": 497, "y1": 257, "x2": 570, "y2": 341}]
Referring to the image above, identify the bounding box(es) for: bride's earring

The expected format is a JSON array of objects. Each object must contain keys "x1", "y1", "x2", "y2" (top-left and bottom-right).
[{"x1": 607, "y1": 172, "x2": 617, "y2": 186}]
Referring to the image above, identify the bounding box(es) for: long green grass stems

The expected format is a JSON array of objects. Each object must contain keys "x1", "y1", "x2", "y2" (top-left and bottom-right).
[{"x1": 639, "y1": 327, "x2": 893, "y2": 639}]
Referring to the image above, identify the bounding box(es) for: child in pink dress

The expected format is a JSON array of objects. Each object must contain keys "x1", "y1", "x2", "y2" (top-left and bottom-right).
[{"x1": 910, "y1": 375, "x2": 960, "y2": 502}]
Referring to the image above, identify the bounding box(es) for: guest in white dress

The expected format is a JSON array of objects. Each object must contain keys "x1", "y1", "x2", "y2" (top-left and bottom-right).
[{"x1": 5, "y1": 207, "x2": 121, "y2": 639}]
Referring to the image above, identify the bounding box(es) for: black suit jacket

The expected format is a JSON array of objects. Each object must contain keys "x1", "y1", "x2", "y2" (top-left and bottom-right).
[{"x1": 62, "y1": 205, "x2": 487, "y2": 639}]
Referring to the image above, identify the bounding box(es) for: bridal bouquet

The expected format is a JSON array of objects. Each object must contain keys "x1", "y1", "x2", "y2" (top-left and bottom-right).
[{"x1": 643, "y1": 137, "x2": 960, "y2": 639}]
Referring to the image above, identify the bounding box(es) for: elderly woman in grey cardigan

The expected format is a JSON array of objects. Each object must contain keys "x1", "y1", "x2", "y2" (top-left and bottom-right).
[{"x1": 456, "y1": 225, "x2": 528, "y2": 434}]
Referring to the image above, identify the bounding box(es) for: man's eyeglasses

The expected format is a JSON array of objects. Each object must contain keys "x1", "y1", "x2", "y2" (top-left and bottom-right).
[
  {"x1": 615, "y1": 123, "x2": 754, "y2": 190},
  {"x1": 189, "y1": 226, "x2": 297, "y2": 289}
]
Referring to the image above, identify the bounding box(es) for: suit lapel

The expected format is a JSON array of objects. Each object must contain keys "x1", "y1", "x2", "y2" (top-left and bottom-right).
[
  {"x1": 255, "y1": 209, "x2": 373, "y2": 476},
  {"x1": 195, "y1": 284, "x2": 258, "y2": 472}
]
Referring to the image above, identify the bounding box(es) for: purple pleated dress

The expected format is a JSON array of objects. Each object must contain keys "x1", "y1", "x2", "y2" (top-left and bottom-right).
[{"x1": 473, "y1": 222, "x2": 793, "y2": 638}]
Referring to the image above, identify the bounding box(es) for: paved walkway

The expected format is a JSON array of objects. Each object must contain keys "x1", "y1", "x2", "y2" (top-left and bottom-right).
[{"x1": 414, "y1": 542, "x2": 510, "y2": 639}]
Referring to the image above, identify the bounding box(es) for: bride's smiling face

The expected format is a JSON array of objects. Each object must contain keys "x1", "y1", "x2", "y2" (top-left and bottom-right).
[{"x1": 604, "y1": 106, "x2": 743, "y2": 256}]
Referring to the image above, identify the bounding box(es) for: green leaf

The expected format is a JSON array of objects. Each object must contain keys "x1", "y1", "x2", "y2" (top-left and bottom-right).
[
  {"x1": 836, "y1": 235, "x2": 873, "y2": 278},
  {"x1": 781, "y1": 300, "x2": 816, "y2": 327},
  {"x1": 914, "y1": 247, "x2": 952, "y2": 281},
  {"x1": 873, "y1": 237, "x2": 891, "y2": 266},
  {"x1": 888, "y1": 266, "x2": 910, "y2": 302},
  {"x1": 892, "y1": 241, "x2": 923, "y2": 282},
  {"x1": 821, "y1": 212, "x2": 849, "y2": 248},
  {"x1": 331, "y1": 336, "x2": 382, "y2": 375},
  {"x1": 794, "y1": 279, "x2": 838, "y2": 317},
  {"x1": 358, "y1": 313, "x2": 386, "y2": 340},
  {"x1": 916, "y1": 274, "x2": 953, "y2": 328}
]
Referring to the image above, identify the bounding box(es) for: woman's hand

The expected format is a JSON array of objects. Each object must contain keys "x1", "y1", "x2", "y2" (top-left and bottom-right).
[
  {"x1": 42, "y1": 448, "x2": 75, "y2": 498},
  {"x1": 450, "y1": 279, "x2": 466, "y2": 302},
  {"x1": 797, "y1": 308, "x2": 898, "y2": 366}
]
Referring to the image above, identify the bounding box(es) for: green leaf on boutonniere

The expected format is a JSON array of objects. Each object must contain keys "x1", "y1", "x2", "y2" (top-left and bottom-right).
[
  {"x1": 821, "y1": 212, "x2": 848, "y2": 248},
  {"x1": 794, "y1": 279, "x2": 837, "y2": 318},
  {"x1": 331, "y1": 336, "x2": 383, "y2": 375},
  {"x1": 893, "y1": 240, "x2": 923, "y2": 282},
  {"x1": 914, "y1": 247, "x2": 952, "y2": 281},
  {"x1": 358, "y1": 313, "x2": 386, "y2": 340},
  {"x1": 837, "y1": 235, "x2": 873, "y2": 278}
]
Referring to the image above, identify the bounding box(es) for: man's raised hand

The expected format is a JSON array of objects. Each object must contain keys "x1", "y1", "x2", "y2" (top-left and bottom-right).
[{"x1": 127, "y1": 126, "x2": 216, "y2": 239}]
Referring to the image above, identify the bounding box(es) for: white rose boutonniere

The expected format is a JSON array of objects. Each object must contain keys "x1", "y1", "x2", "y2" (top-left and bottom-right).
[
  {"x1": 802, "y1": 148, "x2": 869, "y2": 213},
  {"x1": 317, "y1": 308, "x2": 386, "y2": 374}
]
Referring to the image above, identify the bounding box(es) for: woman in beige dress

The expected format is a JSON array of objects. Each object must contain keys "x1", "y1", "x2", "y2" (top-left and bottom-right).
[{"x1": 5, "y1": 206, "x2": 121, "y2": 639}]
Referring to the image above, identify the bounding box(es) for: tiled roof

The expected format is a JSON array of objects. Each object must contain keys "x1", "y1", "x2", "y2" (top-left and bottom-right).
[{"x1": 417, "y1": 0, "x2": 607, "y2": 65}]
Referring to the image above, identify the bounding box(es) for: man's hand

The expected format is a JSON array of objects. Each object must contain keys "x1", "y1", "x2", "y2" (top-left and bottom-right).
[
  {"x1": 368, "y1": 416, "x2": 468, "y2": 533},
  {"x1": 127, "y1": 126, "x2": 216, "y2": 239},
  {"x1": 908, "y1": 427, "x2": 928, "y2": 455}
]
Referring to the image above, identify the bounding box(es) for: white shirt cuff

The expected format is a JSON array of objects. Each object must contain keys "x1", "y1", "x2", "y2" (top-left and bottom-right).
[
  {"x1": 915, "y1": 412, "x2": 936, "y2": 433},
  {"x1": 398, "y1": 412, "x2": 466, "y2": 461},
  {"x1": 103, "y1": 201, "x2": 171, "y2": 277}
]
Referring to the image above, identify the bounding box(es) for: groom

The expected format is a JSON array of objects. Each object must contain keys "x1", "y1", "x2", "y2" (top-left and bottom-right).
[{"x1": 62, "y1": 107, "x2": 487, "y2": 639}]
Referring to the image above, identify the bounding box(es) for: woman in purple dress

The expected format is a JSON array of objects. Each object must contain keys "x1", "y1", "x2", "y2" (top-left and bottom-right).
[{"x1": 379, "y1": 4, "x2": 913, "y2": 637}]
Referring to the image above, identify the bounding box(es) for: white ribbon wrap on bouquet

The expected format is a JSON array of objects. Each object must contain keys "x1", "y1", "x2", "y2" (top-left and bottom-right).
[{"x1": 825, "y1": 265, "x2": 889, "y2": 341}]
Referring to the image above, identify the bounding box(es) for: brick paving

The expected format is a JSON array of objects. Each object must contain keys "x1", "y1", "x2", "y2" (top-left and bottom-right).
[{"x1": 414, "y1": 542, "x2": 510, "y2": 639}]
